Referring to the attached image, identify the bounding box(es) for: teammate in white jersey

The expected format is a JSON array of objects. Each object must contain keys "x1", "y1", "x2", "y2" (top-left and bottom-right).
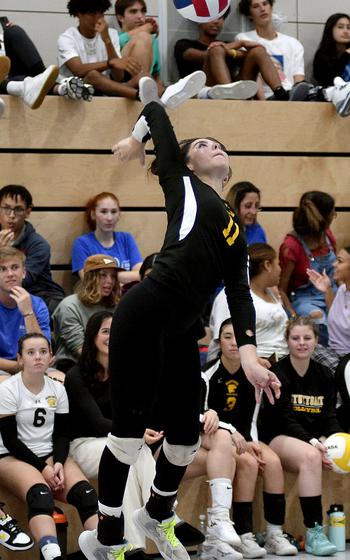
[{"x1": 0, "y1": 333, "x2": 99, "y2": 560}]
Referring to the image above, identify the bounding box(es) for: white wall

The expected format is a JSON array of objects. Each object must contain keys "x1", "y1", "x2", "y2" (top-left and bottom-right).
[{"x1": 1, "y1": 0, "x2": 350, "y2": 80}]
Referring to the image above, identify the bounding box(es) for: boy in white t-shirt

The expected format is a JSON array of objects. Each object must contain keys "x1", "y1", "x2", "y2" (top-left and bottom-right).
[
  {"x1": 236, "y1": 0, "x2": 350, "y2": 116},
  {"x1": 236, "y1": 0, "x2": 304, "y2": 99}
]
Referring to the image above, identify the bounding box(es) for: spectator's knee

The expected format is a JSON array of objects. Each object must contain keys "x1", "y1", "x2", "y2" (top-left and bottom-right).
[
  {"x1": 300, "y1": 447, "x2": 322, "y2": 471},
  {"x1": 129, "y1": 31, "x2": 152, "y2": 48}
]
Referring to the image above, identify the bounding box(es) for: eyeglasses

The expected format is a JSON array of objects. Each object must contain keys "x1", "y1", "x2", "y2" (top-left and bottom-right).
[{"x1": 0, "y1": 206, "x2": 26, "y2": 216}]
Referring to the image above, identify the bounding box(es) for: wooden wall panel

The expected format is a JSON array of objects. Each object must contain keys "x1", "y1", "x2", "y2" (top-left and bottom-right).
[
  {"x1": 0, "y1": 154, "x2": 162, "y2": 207},
  {"x1": 30, "y1": 211, "x2": 167, "y2": 264},
  {"x1": 2, "y1": 153, "x2": 350, "y2": 208},
  {"x1": 259, "y1": 211, "x2": 350, "y2": 252},
  {"x1": 2, "y1": 97, "x2": 349, "y2": 153}
]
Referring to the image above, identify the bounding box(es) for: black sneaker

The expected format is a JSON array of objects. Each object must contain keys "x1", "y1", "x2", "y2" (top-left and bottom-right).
[
  {"x1": 289, "y1": 81, "x2": 312, "y2": 101},
  {"x1": 0, "y1": 511, "x2": 33, "y2": 550}
]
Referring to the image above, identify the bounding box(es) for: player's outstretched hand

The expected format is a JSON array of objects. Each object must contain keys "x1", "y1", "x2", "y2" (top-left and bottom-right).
[{"x1": 112, "y1": 136, "x2": 145, "y2": 166}]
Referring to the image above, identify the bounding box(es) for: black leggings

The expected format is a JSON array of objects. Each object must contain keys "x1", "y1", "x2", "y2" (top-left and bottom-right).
[
  {"x1": 98, "y1": 277, "x2": 202, "y2": 507},
  {"x1": 0, "y1": 25, "x2": 46, "y2": 92}
]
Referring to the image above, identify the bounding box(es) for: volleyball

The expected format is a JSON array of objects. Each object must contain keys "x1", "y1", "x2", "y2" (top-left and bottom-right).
[
  {"x1": 172, "y1": 0, "x2": 231, "y2": 23},
  {"x1": 324, "y1": 432, "x2": 350, "y2": 474}
]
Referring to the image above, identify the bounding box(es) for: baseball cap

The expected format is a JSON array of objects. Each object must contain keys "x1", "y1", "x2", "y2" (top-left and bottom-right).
[{"x1": 83, "y1": 254, "x2": 119, "y2": 274}]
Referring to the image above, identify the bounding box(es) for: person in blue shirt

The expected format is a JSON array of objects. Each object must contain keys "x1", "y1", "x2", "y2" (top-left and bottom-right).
[
  {"x1": 0, "y1": 247, "x2": 50, "y2": 375},
  {"x1": 71, "y1": 191, "x2": 143, "y2": 285},
  {"x1": 226, "y1": 181, "x2": 267, "y2": 245}
]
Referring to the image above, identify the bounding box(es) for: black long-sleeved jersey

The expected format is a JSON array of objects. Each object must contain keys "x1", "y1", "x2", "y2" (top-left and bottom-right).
[
  {"x1": 260, "y1": 356, "x2": 341, "y2": 443},
  {"x1": 202, "y1": 359, "x2": 257, "y2": 441},
  {"x1": 132, "y1": 103, "x2": 256, "y2": 348}
]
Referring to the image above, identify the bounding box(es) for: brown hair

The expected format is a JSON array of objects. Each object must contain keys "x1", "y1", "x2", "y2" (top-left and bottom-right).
[
  {"x1": 226, "y1": 181, "x2": 261, "y2": 214},
  {"x1": 75, "y1": 269, "x2": 120, "y2": 307},
  {"x1": 248, "y1": 243, "x2": 276, "y2": 279},
  {"x1": 285, "y1": 315, "x2": 319, "y2": 340},
  {"x1": 150, "y1": 137, "x2": 232, "y2": 184},
  {"x1": 115, "y1": 0, "x2": 146, "y2": 26},
  {"x1": 292, "y1": 191, "x2": 335, "y2": 237},
  {"x1": 238, "y1": 0, "x2": 275, "y2": 17},
  {"x1": 0, "y1": 247, "x2": 26, "y2": 265},
  {"x1": 85, "y1": 192, "x2": 120, "y2": 231}
]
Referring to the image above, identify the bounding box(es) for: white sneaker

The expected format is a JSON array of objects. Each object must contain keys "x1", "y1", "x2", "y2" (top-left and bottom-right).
[
  {"x1": 133, "y1": 506, "x2": 189, "y2": 560},
  {"x1": 0, "y1": 55, "x2": 10, "y2": 83},
  {"x1": 138, "y1": 76, "x2": 161, "y2": 105},
  {"x1": 60, "y1": 76, "x2": 94, "y2": 102},
  {"x1": 22, "y1": 64, "x2": 59, "y2": 109},
  {"x1": 161, "y1": 71, "x2": 206, "y2": 109},
  {"x1": 79, "y1": 529, "x2": 146, "y2": 560},
  {"x1": 264, "y1": 530, "x2": 298, "y2": 556},
  {"x1": 208, "y1": 80, "x2": 258, "y2": 100},
  {"x1": 328, "y1": 76, "x2": 350, "y2": 117},
  {"x1": 207, "y1": 508, "x2": 241, "y2": 547},
  {"x1": 201, "y1": 536, "x2": 243, "y2": 560},
  {"x1": 238, "y1": 533, "x2": 267, "y2": 558}
]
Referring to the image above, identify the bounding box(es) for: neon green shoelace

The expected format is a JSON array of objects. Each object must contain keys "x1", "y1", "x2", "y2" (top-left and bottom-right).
[
  {"x1": 110, "y1": 542, "x2": 133, "y2": 560},
  {"x1": 158, "y1": 519, "x2": 179, "y2": 547}
]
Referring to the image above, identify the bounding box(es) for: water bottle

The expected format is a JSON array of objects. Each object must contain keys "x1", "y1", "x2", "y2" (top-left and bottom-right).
[
  {"x1": 197, "y1": 513, "x2": 207, "y2": 557},
  {"x1": 328, "y1": 504, "x2": 346, "y2": 552}
]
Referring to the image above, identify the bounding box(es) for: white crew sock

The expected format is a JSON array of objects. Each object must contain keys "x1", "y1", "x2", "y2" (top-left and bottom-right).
[
  {"x1": 41, "y1": 542, "x2": 62, "y2": 560},
  {"x1": 266, "y1": 522, "x2": 283, "y2": 535},
  {"x1": 197, "y1": 86, "x2": 211, "y2": 99},
  {"x1": 209, "y1": 477, "x2": 232, "y2": 510},
  {"x1": 6, "y1": 80, "x2": 24, "y2": 96},
  {"x1": 98, "y1": 501, "x2": 123, "y2": 517}
]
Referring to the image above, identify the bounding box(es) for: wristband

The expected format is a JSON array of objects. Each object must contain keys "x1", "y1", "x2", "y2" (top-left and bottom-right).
[
  {"x1": 309, "y1": 438, "x2": 319, "y2": 447},
  {"x1": 231, "y1": 49, "x2": 237, "y2": 59},
  {"x1": 23, "y1": 311, "x2": 34, "y2": 318}
]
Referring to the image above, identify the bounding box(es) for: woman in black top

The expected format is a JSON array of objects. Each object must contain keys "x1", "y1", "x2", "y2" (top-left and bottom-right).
[
  {"x1": 261, "y1": 316, "x2": 340, "y2": 556},
  {"x1": 313, "y1": 13, "x2": 350, "y2": 87},
  {"x1": 79, "y1": 100, "x2": 280, "y2": 560}
]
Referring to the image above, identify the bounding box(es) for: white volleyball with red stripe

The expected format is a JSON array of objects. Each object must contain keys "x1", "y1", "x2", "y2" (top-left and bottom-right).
[{"x1": 173, "y1": 0, "x2": 231, "y2": 23}]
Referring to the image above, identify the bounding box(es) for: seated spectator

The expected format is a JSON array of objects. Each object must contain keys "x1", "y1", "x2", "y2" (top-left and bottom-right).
[
  {"x1": 115, "y1": 0, "x2": 165, "y2": 94},
  {"x1": 0, "y1": 184, "x2": 65, "y2": 315},
  {"x1": 52, "y1": 254, "x2": 120, "y2": 372},
  {"x1": 278, "y1": 191, "x2": 337, "y2": 346},
  {"x1": 174, "y1": 9, "x2": 290, "y2": 100},
  {"x1": 72, "y1": 191, "x2": 143, "y2": 284},
  {"x1": 226, "y1": 182, "x2": 267, "y2": 245},
  {"x1": 198, "y1": 319, "x2": 297, "y2": 559},
  {"x1": 312, "y1": 14, "x2": 350, "y2": 117},
  {"x1": 0, "y1": 247, "x2": 50, "y2": 376},
  {"x1": 58, "y1": 0, "x2": 206, "y2": 106},
  {"x1": 236, "y1": 0, "x2": 304, "y2": 99},
  {"x1": 307, "y1": 245, "x2": 350, "y2": 358},
  {"x1": 0, "y1": 332, "x2": 98, "y2": 560},
  {"x1": 0, "y1": 19, "x2": 93, "y2": 109},
  {"x1": 313, "y1": 13, "x2": 350, "y2": 88},
  {"x1": 260, "y1": 316, "x2": 341, "y2": 556}
]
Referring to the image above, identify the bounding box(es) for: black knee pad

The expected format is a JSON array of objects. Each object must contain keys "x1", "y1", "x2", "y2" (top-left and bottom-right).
[
  {"x1": 26, "y1": 483, "x2": 54, "y2": 521},
  {"x1": 66, "y1": 480, "x2": 98, "y2": 524}
]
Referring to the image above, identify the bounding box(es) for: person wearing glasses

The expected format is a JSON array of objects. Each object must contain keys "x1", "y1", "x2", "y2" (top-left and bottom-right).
[{"x1": 0, "y1": 185, "x2": 65, "y2": 315}]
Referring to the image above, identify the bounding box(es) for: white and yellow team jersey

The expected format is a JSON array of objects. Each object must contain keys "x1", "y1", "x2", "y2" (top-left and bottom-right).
[{"x1": 0, "y1": 373, "x2": 68, "y2": 457}]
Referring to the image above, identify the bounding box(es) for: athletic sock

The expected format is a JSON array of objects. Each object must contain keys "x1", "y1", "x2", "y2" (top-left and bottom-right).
[
  {"x1": 209, "y1": 478, "x2": 232, "y2": 509},
  {"x1": 197, "y1": 86, "x2": 211, "y2": 99},
  {"x1": 299, "y1": 495, "x2": 323, "y2": 528},
  {"x1": 153, "y1": 446, "x2": 187, "y2": 494},
  {"x1": 97, "y1": 510, "x2": 124, "y2": 546},
  {"x1": 263, "y1": 492, "x2": 285, "y2": 526},
  {"x1": 39, "y1": 536, "x2": 61, "y2": 560},
  {"x1": 232, "y1": 502, "x2": 253, "y2": 535}
]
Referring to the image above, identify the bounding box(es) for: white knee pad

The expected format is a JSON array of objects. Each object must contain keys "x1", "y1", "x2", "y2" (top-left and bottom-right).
[
  {"x1": 106, "y1": 434, "x2": 144, "y2": 466},
  {"x1": 163, "y1": 437, "x2": 201, "y2": 467}
]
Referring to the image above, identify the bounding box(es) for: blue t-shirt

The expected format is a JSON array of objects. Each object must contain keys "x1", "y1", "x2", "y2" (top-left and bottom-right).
[
  {"x1": 245, "y1": 223, "x2": 267, "y2": 245},
  {"x1": 0, "y1": 295, "x2": 51, "y2": 360},
  {"x1": 71, "y1": 231, "x2": 142, "y2": 274}
]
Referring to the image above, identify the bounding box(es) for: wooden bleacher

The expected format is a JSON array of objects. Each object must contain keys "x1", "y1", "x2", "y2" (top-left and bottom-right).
[{"x1": 1, "y1": 96, "x2": 350, "y2": 557}]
